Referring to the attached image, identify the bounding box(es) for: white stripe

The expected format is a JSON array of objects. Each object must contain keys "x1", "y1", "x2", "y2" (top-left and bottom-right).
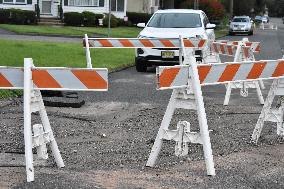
[
  {"x1": 260, "y1": 60, "x2": 278, "y2": 79},
  {"x1": 233, "y1": 62, "x2": 254, "y2": 81},
  {"x1": 95, "y1": 70, "x2": 108, "y2": 83},
  {"x1": 203, "y1": 64, "x2": 226, "y2": 84},
  {"x1": 171, "y1": 67, "x2": 189, "y2": 87},
  {"x1": 47, "y1": 70, "x2": 87, "y2": 89},
  {"x1": 1, "y1": 69, "x2": 24, "y2": 88}
]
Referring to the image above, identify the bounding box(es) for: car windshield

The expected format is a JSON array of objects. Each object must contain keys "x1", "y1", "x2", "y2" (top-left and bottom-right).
[
  {"x1": 147, "y1": 13, "x2": 202, "y2": 28},
  {"x1": 232, "y1": 18, "x2": 249, "y2": 22}
]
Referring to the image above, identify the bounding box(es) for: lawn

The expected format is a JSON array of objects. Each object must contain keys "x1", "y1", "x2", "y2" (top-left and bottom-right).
[
  {"x1": 0, "y1": 24, "x2": 142, "y2": 38},
  {"x1": 0, "y1": 24, "x2": 228, "y2": 38},
  {"x1": 0, "y1": 39, "x2": 135, "y2": 68},
  {"x1": 0, "y1": 39, "x2": 135, "y2": 98}
]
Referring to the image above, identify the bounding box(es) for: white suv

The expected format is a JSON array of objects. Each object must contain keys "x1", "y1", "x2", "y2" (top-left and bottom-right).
[{"x1": 135, "y1": 9, "x2": 216, "y2": 72}]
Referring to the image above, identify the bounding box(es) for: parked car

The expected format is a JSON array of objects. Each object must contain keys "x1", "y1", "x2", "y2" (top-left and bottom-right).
[
  {"x1": 135, "y1": 9, "x2": 216, "y2": 72},
  {"x1": 261, "y1": 16, "x2": 269, "y2": 23},
  {"x1": 254, "y1": 15, "x2": 263, "y2": 23},
  {"x1": 229, "y1": 16, "x2": 254, "y2": 36}
]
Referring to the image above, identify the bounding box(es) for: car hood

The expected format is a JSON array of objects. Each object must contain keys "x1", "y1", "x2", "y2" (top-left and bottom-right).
[
  {"x1": 139, "y1": 27, "x2": 208, "y2": 39},
  {"x1": 231, "y1": 22, "x2": 250, "y2": 26}
]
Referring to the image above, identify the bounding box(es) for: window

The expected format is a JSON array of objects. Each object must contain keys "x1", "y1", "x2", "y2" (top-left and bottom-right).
[
  {"x1": 148, "y1": 13, "x2": 202, "y2": 28},
  {"x1": 3, "y1": 0, "x2": 26, "y2": 4},
  {"x1": 69, "y1": 0, "x2": 99, "y2": 6},
  {"x1": 111, "y1": 0, "x2": 124, "y2": 12}
]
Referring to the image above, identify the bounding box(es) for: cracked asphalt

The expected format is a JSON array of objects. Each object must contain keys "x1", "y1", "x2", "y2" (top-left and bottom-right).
[{"x1": 0, "y1": 18, "x2": 284, "y2": 189}]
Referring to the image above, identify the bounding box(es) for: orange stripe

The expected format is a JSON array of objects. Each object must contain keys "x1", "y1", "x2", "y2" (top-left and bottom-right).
[
  {"x1": 245, "y1": 42, "x2": 252, "y2": 47},
  {"x1": 72, "y1": 70, "x2": 107, "y2": 89},
  {"x1": 0, "y1": 73, "x2": 13, "y2": 87},
  {"x1": 183, "y1": 39, "x2": 194, "y2": 47},
  {"x1": 139, "y1": 39, "x2": 154, "y2": 47},
  {"x1": 227, "y1": 45, "x2": 233, "y2": 55},
  {"x1": 232, "y1": 41, "x2": 238, "y2": 46},
  {"x1": 220, "y1": 44, "x2": 225, "y2": 54},
  {"x1": 98, "y1": 39, "x2": 113, "y2": 47},
  {"x1": 198, "y1": 40, "x2": 206, "y2": 48},
  {"x1": 218, "y1": 64, "x2": 241, "y2": 82},
  {"x1": 159, "y1": 39, "x2": 175, "y2": 47},
  {"x1": 272, "y1": 60, "x2": 284, "y2": 77},
  {"x1": 32, "y1": 70, "x2": 62, "y2": 88},
  {"x1": 119, "y1": 39, "x2": 134, "y2": 47},
  {"x1": 255, "y1": 45, "x2": 261, "y2": 52},
  {"x1": 247, "y1": 62, "x2": 267, "y2": 79},
  {"x1": 198, "y1": 66, "x2": 212, "y2": 84},
  {"x1": 159, "y1": 68, "x2": 180, "y2": 88},
  {"x1": 243, "y1": 48, "x2": 249, "y2": 58},
  {"x1": 213, "y1": 43, "x2": 218, "y2": 53}
]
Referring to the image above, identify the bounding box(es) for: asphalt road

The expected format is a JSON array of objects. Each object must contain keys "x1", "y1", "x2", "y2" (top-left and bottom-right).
[{"x1": 1, "y1": 18, "x2": 284, "y2": 189}]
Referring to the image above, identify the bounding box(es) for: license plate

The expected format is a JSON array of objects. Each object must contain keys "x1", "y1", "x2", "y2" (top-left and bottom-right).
[{"x1": 161, "y1": 51, "x2": 174, "y2": 59}]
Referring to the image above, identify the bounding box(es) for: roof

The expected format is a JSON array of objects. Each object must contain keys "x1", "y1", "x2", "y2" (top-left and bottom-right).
[{"x1": 154, "y1": 9, "x2": 203, "y2": 14}]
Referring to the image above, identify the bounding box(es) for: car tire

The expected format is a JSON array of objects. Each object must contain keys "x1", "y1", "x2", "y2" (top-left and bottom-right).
[{"x1": 135, "y1": 57, "x2": 147, "y2": 72}]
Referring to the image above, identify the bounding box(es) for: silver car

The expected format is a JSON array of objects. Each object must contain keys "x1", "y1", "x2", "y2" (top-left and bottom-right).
[{"x1": 229, "y1": 16, "x2": 253, "y2": 35}]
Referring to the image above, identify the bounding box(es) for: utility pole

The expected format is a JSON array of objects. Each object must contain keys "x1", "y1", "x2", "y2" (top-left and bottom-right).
[
  {"x1": 230, "y1": 0, "x2": 234, "y2": 18},
  {"x1": 108, "y1": 0, "x2": 111, "y2": 38},
  {"x1": 194, "y1": 0, "x2": 199, "y2": 10}
]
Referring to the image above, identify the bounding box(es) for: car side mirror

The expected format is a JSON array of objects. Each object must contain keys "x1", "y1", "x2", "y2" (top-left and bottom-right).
[
  {"x1": 206, "y1": 23, "x2": 216, "y2": 29},
  {"x1": 137, "y1": 23, "x2": 146, "y2": 28}
]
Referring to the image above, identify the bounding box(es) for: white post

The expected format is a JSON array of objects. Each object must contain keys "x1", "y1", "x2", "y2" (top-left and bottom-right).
[
  {"x1": 24, "y1": 58, "x2": 34, "y2": 182},
  {"x1": 39, "y1": 105, "x2": 65, "y2": 168},
  {"x1": 223, "y1": 39, "x2": 243, "y2": 106},
  {"x1": 146, "y1": 91, "x2": 177, "y2": 167},
  {"x1": 85, "y1": 34, "x2": 92, "y2": 68},
  {"x1": 182, "y1": 39, "x2": 215, "y2": 176}
]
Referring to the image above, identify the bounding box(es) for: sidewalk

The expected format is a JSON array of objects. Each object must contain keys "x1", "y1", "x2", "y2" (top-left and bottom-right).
[{"x1": 0, "y1": 28, "x2": 103, "y2": 43}]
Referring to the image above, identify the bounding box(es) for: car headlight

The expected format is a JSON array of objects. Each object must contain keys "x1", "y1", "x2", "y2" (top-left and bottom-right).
[{"x1": 138, "y1": 35, "x2": 148, "y2": 38}]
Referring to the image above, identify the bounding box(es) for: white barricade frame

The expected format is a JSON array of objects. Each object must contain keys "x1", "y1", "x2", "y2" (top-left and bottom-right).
[{"x1": 0, "y1": 58, "x2": 108, "y2": 182}]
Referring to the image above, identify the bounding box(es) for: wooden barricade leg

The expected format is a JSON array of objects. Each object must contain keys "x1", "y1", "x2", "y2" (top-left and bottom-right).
[
  {"x1": 251, "y1": 79, "x2": 284, "y2": 143},
  {"x1": 24, "y1": 59, "x2": 35, "y2": 182},
  {"x1": 24, "y1": 58, "x2": 65, "y2": 182}
]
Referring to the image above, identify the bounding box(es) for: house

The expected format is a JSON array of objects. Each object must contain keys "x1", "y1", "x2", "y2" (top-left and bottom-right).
[
  {"x1": 0, "y1": 0, "x2": 127, "y2": 18},
  {"x1": 127, "y1": 0, "x2": 174, "y2": 14}
]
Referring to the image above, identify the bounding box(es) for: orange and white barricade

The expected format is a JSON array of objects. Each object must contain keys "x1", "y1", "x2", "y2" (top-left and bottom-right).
[
  {"x1": 210, "y1": 38, "x2": 265, "y2": 105},
  {"x1": 83, "y1": 35, "x2": 216, "y2": 176},
  {"x1": 0, "y1": 58, "x2": 108, "y2": 182},
  {"x1": 83, "y1": 34, "x2": 207, "y2": 68},
  {"x1": 148, "y1": 35, "x2": 284, "y2": 175},
  {"x1": 260, "y1": 22, "x2": 278, "y2": 30}
]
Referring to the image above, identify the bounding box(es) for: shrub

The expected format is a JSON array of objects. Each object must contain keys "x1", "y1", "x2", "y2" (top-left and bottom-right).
[
  {"x1": 126, "y1": 12, "x2": 152, "y2": 25},
  {"x1": 23, "y1": 10, "x2": 37, "y2": 24},
  {"x1": 0, "y1": 9, "x2": 10, "y2": 24},
  {"x1": 64, "y1": 12, "x2": 83, "y2": 26},
  {"x1": 6, "y1": 9, "x2": 37, "y2": 25},
  {"x1": 82, "y1": 11, "x2": 96, "y2": 26},
  {"x1": 103, "y1": 14, "x2": 119, "y2": 27},
  {"x1": 179, "y1": 0, "x2": 225, "y2": 21}
]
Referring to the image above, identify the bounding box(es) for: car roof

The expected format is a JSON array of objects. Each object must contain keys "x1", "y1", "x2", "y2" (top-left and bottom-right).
[
  {"x1": 154, "y1": 9, "x2": 203, "y2": 14},
  {"x1": 233, "y1": 16, "x2": 250, "y2": 18}
]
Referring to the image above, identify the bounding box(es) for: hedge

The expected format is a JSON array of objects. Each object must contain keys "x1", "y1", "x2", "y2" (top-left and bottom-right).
[
  {"x1": 103, "y1": 14, "x2": 119, "y2": 28},
  {"x1": 64, "y1": 11, "x2": 104, "y2": 26},
  {"x1": 0, "y1": 9, "x2": 37, "y2": 25},
  {"x1": 126, "y1": 12, "x2": 152, "y2": 25}
]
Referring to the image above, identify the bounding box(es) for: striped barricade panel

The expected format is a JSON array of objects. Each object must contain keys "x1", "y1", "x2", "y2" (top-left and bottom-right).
[
  {"x1": 157, "y1": 59, "x2": 284, "y2": 90},
  {"x1": 212, "y1": 41, "x2": 260, "y2": 54},
  {"x1": 0, "y1": 67, "x2": 108, "y2": 91},
  {"x1": 83, "y1": 38, "x2": 207, "y2": 48}
]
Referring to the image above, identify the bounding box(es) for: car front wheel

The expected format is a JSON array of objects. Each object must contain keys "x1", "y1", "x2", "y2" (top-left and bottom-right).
[{"x1": 135, "y1": 57, "x2": 147, "y2": 72}]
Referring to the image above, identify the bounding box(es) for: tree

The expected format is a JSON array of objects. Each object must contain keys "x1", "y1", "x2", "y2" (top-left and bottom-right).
[{"x1": 177, "y1": 0, "x2": 225, "y2": 20}]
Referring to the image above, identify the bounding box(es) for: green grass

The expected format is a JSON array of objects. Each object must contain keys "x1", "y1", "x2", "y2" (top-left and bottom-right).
[
  {"x1": 0, "y1": 39, "x2": 135, "y2": 98},
  {"x1": 0, "y1": 39, "x2": 135, "y2": 68},
  {"x1": 0, "y1": 24, "x2": 227, "y2": 38},
  {"x1": 0, "y1": 24, "x2": 142, "y2": 38}
]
